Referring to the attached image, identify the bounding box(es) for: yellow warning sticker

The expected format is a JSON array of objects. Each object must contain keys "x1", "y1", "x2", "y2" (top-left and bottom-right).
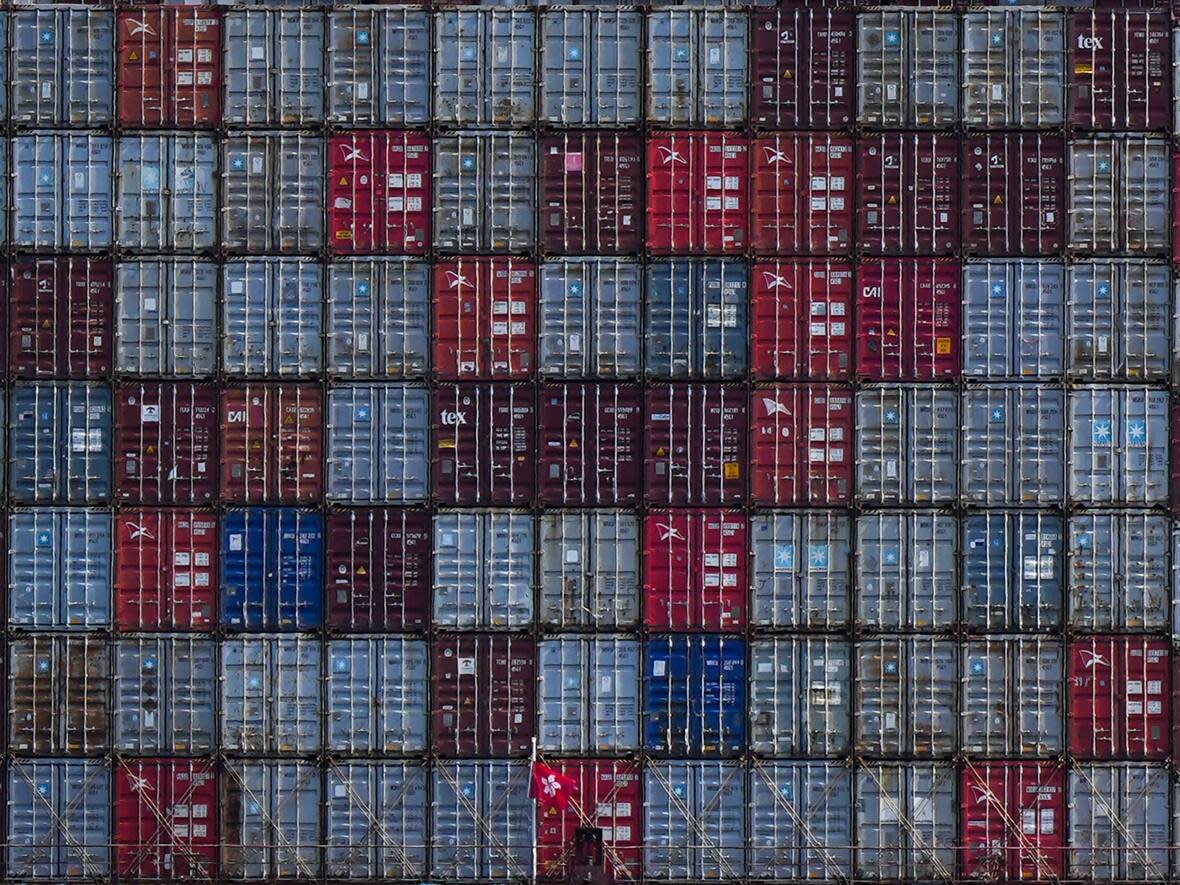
[
  {"x1": 724, "y1": 462, "x2": 740, "y2": 480},
  {"x1": 936, "y1": 337, "x2": 951, "y2": 355}
]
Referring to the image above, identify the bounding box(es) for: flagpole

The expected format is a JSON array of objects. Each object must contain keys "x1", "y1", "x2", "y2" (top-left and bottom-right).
[{"x1": 531, "y1": 736, "x2": 538, "y2": 883}]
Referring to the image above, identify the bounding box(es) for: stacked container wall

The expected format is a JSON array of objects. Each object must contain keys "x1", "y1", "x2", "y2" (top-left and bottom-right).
[
  {"x1": 750, "y1": 512, "x2": 852, "y2": 630},
  {"x1": 325, "y1": 761, "x2": 427, "y2": 879},
  {"x1": 751, "y1": 133, "x2": 854, "y2": 255},
  {"x1": 1068, "y1": 637, "x2": 1170, "y2": 759},
  {"x1": 114, "y1": 382, "x2": 218, "y2": 505},
  {"x1": 10, "y1": 508, "x2": 112, "y2": 629},
  {"x1": 326, "y1": 383, "x2": 430, "y2": 503},
  {"x1": 856, "y1": 511, "x2": 957, "y2": 630},
  {"x1": 222, "y1": 133, "x2": 323, "y2": 253},
  {"x1": 431, "y1": 761, "x2": 532, "y2": 879},
  {"x1": 116, "y1": 134, "x2": 217, "y2": 251},
  {"x1": 434, "y1": 258, "x2": 536, "y2": 379},
  {"x1": 643, "y1": 635, "x2": 746, "y2": 755},
  {"x1": 748, "y1": 636, "x2": 851, "y2": 756},
  {"x1": 1068, "y1": 137, "x2": 1169, "y2": 255},
  {"x1": 113, "y1": 636, "x2": 215, "y2": 753},
  {"x1": 220, "y1": 385, "x2": 324, "y2": 503},
  {"x1": 221, "y1": 760, "x2": 320, "y2": 878},
  {"x1": 645, "y1": 761, "x2": 747, "y2": 878},
  {"x1": 535, "y1": 760, "x2": 641, "y2": 880},
  {"x1": 855, "y1": 763, "x2": 957, "y2": 880},
  {"x1": 962, "y1": 260, "x2": 1066, "y2": 378},
  {"x1": 961, "y1": 10, "x2": 1065, "y2": 128},
  {"x1": 751, "y1": 383, "x2": 854, "y2": 505},
  {"x1": 326, "y1": 637, "x2": 428, "y2": 753},
  {"x1": 433, "y1": 510, "x2": 534, "y2": 630},
  {"x1": 220, "y1": 635, "x2": 322, "y2": 753},
  {"x1": 538, "y1": 636, "x2": 640, "y2": 753},
  {"x1": 10, "y1": 383, "x2": 112, "y2": 503},
  {"x1": 746, "y1": 762, "x2": 851, "y2": 879},
  {"x1": 434, "y1": 383, "x2": 536, "y2": 505}
]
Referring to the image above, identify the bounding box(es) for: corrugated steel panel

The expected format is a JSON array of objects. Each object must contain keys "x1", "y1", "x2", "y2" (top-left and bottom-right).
[
  {"x1": 434, "y1": 132, "x2": 535, "y2": 252},
  {"x1": 646, "y1": 259, "x2": 747, "y2": 378},
  {"x1": 539, "y1": 383, "x2": 642, "y2": 506},
  {"x1": 752, "y1": 383, "x2": 853, "y2": 505},
  {"x1": 536, "y1": 760, "x2": 641, "y2": 880},
  {"x1": 117, "y1": 7, "x2": 222, "y2": 127},
  {"x1": 644, "y1": 510, "x2": 746, "y2": 631},
  {"x1": 7, "y1": 759, "x2": 111, "y2": 879},
  {"x1": 647, "y1": 9, "x2": 747, "y2": 125},
  {"x1": 857, "y1": 511, "x2": 956, "y2": 630},
  {"x1": 328, "y1": 131, "x2": 431, "y2": 254},
  {"x1": 11, "y1": 9, "x2": 113, "y2": 126},
  {"x1": 963, "y1": 511, "x2": 1064, "y2": 631},
  {"x1": 431, "y1": 761, "x2": 532, "y2": 879},
  {"x1": 645, "y1": 132, "x2": 749, "y2": 254},
  {"x1": 223, "y1": 259, "x2": 322, "y2": 376},
  {"x1": 962, "y1": 260, "x2": 1065, "y2": 377},
  {"x1": 540, "y1": 10, "x2": 642, "y2": 125},
  {"x1": 962, "y1": 384, "x2": 1066, "y2": 505},
  {"x1": 434, "y1": 382, "x2": 536, "y2": 505},
  {"x1": 116, "y1": 134, "x2": 217, "y2": 251},
  {"x1": 962, "y1": 9, "x2": 1065, "y2": 127},
  {"x1": 750, "y1": 511, "x2": 851, "y2": 629},
  {"x1": 646, "y1": 761, "x2": 746, "y2": 878},
  {"x1": 855, "y1": 385, "x2": 958, "y2": 505},
  {"x1": 222, "y1": 133, "x2": 323, "y2": 253},
  {"x1": 963, "y1": 133, "x2": 1066, "y2": 255},
  {"x1": 9, "y1": 508, "x2": 112, "y2": 629},
  {"x1": 220, "y1": 507, "x2": 323, "y2": 630},
  {"x1": 114, "y1": 509, "x2": 216, "y2": 631},
  {"x1": 857, "y1": 636, "x2": 957, "y2": 756},
  {"x1": 9, "y1": 634, "x2": 110, "y2": 754},
  {"x1": 327, "y1": 637, "x2": 428, "y2": 753},
  {"x1": 856, "y1": 763, "x2": 956, "y2": 880},
  {"x1": 434, "y1": 258, "x2": 535, "y2": 379},
  {"x1": 538, "y1": 636, "x2": 640, "y2": 753},
  {"x1": 1069, "y1": 637, "x2": 1170, "y2": 759},
  {"x1": 225, "y1": 10, "x2": 324, "y2": 125},
  {"x1": 747, "y1": 761, "x2": 850, "y2": 879},
  {"x1": 751, "y1": 8, "x2": 854, "y2": 128},
  {"x1": 116, "y1": 259, "x2": 217, "y2": 376},
  {"x1": 751, "y1": 259, "x2": 853, "y2": 380},
  {"x1": 220, "y1": 385, "x2": 324, "y2": 503},
  {"x1": 540, "y1": 132, "x2": 642, "y2": 253},
  {"x1": 960, "y1": 763, "x2": 1064, "y2": 880},
  {"x1": 112, "y1": 636, "x2": 215, "y2": 753},
  {"x1": 644, "y1": 635, "x2": 746, "y2": 755},
  {"x1": 114, "y1": 382, "x2": 218, "y2": 505},
  {"x1": 325, "y1": 761, "x2": 427, "y2": 879},
  {"x1": 1070, "y1": 10, "x2": 1169, "y2": 130},
  {"x1": 1070, "y1": 764, "x2": 1169, "y2": 880},
  {"x1": 538, "y1": 259, "x2": 642, "y2": 377},
  {"x1": 857, "y1": 259, "x2": 960, "y2": 380},
  {"x1": 327, "y1": 259, "x2": 430, "y2": 377},
  {"x1": 539, "y1": 511, "x2": 639, "y2": 629},
  {"x1": 1069, "y1": 513, "x2": 1169, "y2": 630},
  {"x1": 857, "y1": 10, "x2": 958, "y2": 127},
  {"x1": 222, "y1": 760, "x2": 320, "y2": 879},
  {"x1": 749, "y1": 636, "x2": 851, "y2": 756},
  {"x1": 1069, "y1": 385, "x2": 1169, "y2": 504},
  {"x1": 326, "y1": 383, "x2": 430, "y2": 503},
  {"x1": 645, "y1": 383, "x2": 747, "y2": 505},
  {"x1": 326, "y1": 7, "x2": 429, "y2": 125},
  {"x1": 1068, "y1": 136, "x2": 1169, "y2": 254},
  {"x1": 962, "y1": 637, "x2": 1064, "y2": 755},
  {"x1": 10, "y1": 382, "x2": 112, "y2": 503},
  {"x1": 221, "y1": 635, "x2": 322, "y2": 753},
  {"x1": 434, "y1": 9, "x2": 534, "y2": 126},
  {"x1": 751, "y1": 133, "x2": 854, "y2": 255},
  {"x1": 13, "y1": 133, "x2": 111, "y2": 249},
  {"x1": 856, "y1": 134, "x2": 960, "y2": 255},
  {"x1": 1067, "y1": 260, "x2": 1170, "y2": 379},
  {"x1": 10, "y1": 258, "x2": 113, "y2": 379},
  {"x1": 114, "y1": 759, "x2": 217, "y2": 880},
  {"x1": 433, "y1": 510, "x2": 533, "y2": 629}
]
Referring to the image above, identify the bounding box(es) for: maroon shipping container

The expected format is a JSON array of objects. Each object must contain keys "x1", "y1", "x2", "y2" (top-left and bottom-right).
[
  {"x1": 117, "y1": 7, "x2": 223, "y2": 127},
  {"x1": 220, "y1": 385, "x2": 324, "y2": 503},
  {"x1": 9, "y1": 259, "x2": 112, "y2": 378},
  {"x1": 1069, "y1": 637, "x2": 1170, "y2": 760},
  {"x1": 539, "y1": 383, "x2": 643, "y2": 506},
  {"x1": 324, "y1": 508, "x2": 430, "y2": 631},
  {"x1": 114, "y1": 509, "x2": 217, "y2": 632},
  {"x1": 434, "y1": 258, "x2": 536, "y2": 380},
  {"x1": 115, "y1": 758, "x2": 218, "y2": 880},
  {"x1": 961, "y1": 762, "x2": 1065, "y2": 881},
  {"x1": 646, "y1": 132, "x2": 749, "y2": 254},
  {"x1": 644, "y1": 509, "x2": 747, "y2": 631},
  {"x1": 751, "y1": 384, "x2": 853, "y2": 505},
  {"x1": 645, "y1": 384, "x2": 747, "y2": 505},
  {"x1": 115, "y1": 383, "x2": 218, "y2": 505},
  {"x1": 434, "y1": 383, "x2": 536, "y2": 505},
  {"x1": 857, "y1": 259, "x2": 960, "y2": 381},
  {"x1": 328, "y1": 131, "x2": 430, "y2": 255},
  {"x1": 751, "y1": 260, "x2": 853, "y2": 380},
  {"x1": 751, "y1": 134, "x2": 853, "y2": 255},
  {"x1": 750, "y1": 7, "x2": 855, "y2": 128},
  {"x1": 431, "y1": 634, "x2": 535, "y2": 757},
  {"x1": 856, "y1": 134, "x2": 960, "y2": 255},
  {"x1": 540, "y1": 133, "x2": 643, "y2": 254},
  {"x1": 536, "y1": 760, "x2": 641, "y2": 881},
  {"x1": 963, "y1": 134, "x2": 1066, "y2": 256},
  {"x1": 1069, "y1": 10, "x2": 1169, "y2": 130}
]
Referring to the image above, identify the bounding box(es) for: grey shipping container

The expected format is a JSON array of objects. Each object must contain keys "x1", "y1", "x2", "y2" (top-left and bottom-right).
[
  {"x1": 327, "y1": 7, "x2": 429, "y2": 125},
  {"x1": 962, "y1": 637, "x2": 1064, "y2": 755},
  {"x1": 1068, "y1": 261, "x2": 1170, "y2": 379},
  {"x1": 750, "y1": 511, "x2": 852, "y2": 629},
  {"x1": 9, "y1": 634, "x2": 110, "y2": 754},
  {"x1": 10, "y1": 383, "x2": 112, "y2": 503},
  {"x1": 857, "y1": 637, "x2": 957, "y2": 756},
  {"x1": 539, "y1": 259, "x2": 642, "y2": 377},
  {"x1": 856, "y1": 511, "x2": 956, "y2": 630},
  {"x1": 223, "y1": 259, "x2": 323, "y2": 376},
  {"x1": 540, "y1": 9, "x2": 642, "y2": 125},
  {"x1": 7, "y1": 759, "x2": 110, "y2": 879},
  {"x1": 11, "y1": 8, "x2": 114, "y2": 125},
  {"x1": 1068, "y1": 137, "x2": 1169, "y2": 255},
  {"x1": 539, "y1": 511, "x2": 639, "y2": 629},
  {"x1": 327, "y1": 637, "x2": 428, "y2": 753},
  {"x1": 113, "y1": 635, "x2": 215, "y2": 753},
  {"x1": 116, "y1": 134, "x2": 217, "y2": 251},
  {"x1": 220, "y1": 636, "x2": 322, "y2": 753},
  {"x1": 1071, "y1": 765, "x2": 1169, "y2": 881},
  {"x1": 747, "y1": 761, "x2": 852, "y2": 880},
  {"x1": 326, "y1": 761, "x2": 428, "y2": 879},
  {"x1": 961, "y1": 9, "x2": 1065, "y2": 127},
  {"x1": 962, "y1": 260, "x2": 1065, "y2": 378},
  {"x1": 857, "y1": 10, "x2": 959, "y2": 127},
  {"x1": 222, "y1": 760, "x2": 321, "y2": 879},
  {"x1": 9, "y1": 508, "x2": 111, "y2": 628},
  {"x1": 116, "y1": 260, "x2": 218, "y2": 376},
  {"x1": 855, "y1": 385, "x2": 958, "y2": 505},
  {"x1": 1070, "y1": 512, "x2": 1169, "y2": 631},
  {"x1": 963, "y1": 511, "x2": 1064, "y2": 631},
  {"x1": 962, "y1": 384, "x2": 1066, "y2": 505},
  {"x1": 538, "y1": 636, "x2": 640, "y2": 753},
  {"x1": 225, "y1": 10, "x2": 325, "y2": 125},
  {"x1": 856, "y1": 763, "x2": 957, "y2": 880},
  {"x1": 646, "y1": 259, "x2": 748, "y2": 379},
  {"x1": 327, "y1": 384, "x2": 430, "y2": 503},
  {"x1": 646, "y1": 9, "x2": 747, "y2": 125},
  {"x1": 222, "y1": 133, "x2": 323, "y2": 252},
  {"x1": 749, "y1": 637, "x2": 851, "y2": 756},
  {"x1": 1068, "y1": 386, "x2": 1169, "y2": 505},
  {"x1": 435, "y1": 9, "x2": 534, "y2": 126},
  {"x1": 431, "y1": 761, "x2": 532, "y2": 880},
  {"x1": 13, "y1": 133, "x2": 111, "y2": 249},
  {"x1": 434, "y1": 510, "x2": 534, "y2": 629},
  {"x1": 434, "y1": 133, "x2": 534, "y2": 252},
  {"x1": 327, "y1": 259, "x2": 430, "y2": 377},
  {"x1": 645, "y1": 761, "x2": 746, "y2": 879}
]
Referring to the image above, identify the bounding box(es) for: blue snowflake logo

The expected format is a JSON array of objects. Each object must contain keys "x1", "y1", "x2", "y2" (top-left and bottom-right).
[
  {"x1": 809, "y1": 545, "x2": 828, "y2": 569},
  {"x1": 774, "y1": 544, "x2": 794, "y2": 569},
  {"x1": 885, "y1": 31, "x2": 900, "y2": 46},
  {"x1": 569, "y1": 281, "x2": 582, "y2": 296},
  {"x1": 567, "y1": 46, "x2": 582, "y2": 61},
  {"x1": 1092, "y1": 420, "x2": 1112, "y2": 445},
  {"x1": 1126, "y1": 420, "x2": 1146, "y2": 446},
  {"x1": 991, "y1": 282, "x2": 1004, "y2": 297},
  {"x1": 884, "y1": 408, "x2": 899, "y2": 424},
  {"x1": 40, "y1": 30, "x2": 53, "y2": 44},
  {"x1": 357, "y1": 281, "x2": 369, "y2": 296},
  {"x1": 991, "y1": 407, "x2": 1004, "y2": 422},
  {"x1": 1097, "y1": 282, "x2": 1110, "y2": 298}
]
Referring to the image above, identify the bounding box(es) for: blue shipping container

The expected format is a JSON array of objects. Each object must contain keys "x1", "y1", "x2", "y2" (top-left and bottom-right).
[
  {"x1": 9, "y1": 383, "x2": 111, "y2": 503},
  {"x1": 221, "y1": 508, "x2": 324, "y2": 630},
  {"x1": 644, "y1": 634, "x2": 746, "y2": 755}
]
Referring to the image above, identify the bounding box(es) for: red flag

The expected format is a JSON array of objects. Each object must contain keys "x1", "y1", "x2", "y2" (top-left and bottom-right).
[{"x1": 530, "y1": 761, "x2": 578, "y2": 812}]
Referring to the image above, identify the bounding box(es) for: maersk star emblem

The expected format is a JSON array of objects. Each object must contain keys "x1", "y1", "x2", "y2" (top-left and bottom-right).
[
  {"x1": 1126, "y1": 420, "x2": 1146, "y2": 446},
  {"x1": 1092, "y1": 420, "x2": 1112, "y2": 445}
]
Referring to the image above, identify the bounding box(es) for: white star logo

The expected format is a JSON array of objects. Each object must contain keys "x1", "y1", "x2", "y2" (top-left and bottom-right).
[
  {"x1": 340, "y1": 144, "x2": 368, "y2": 162},
  {"x1": 762, "y1": 146, "x2": 789, "y2": 165},
  {"x1": 656, "y1": 523, "x2": 685, "y2": 542},
  {"x1": 656, "y1": 146, "x2": 685, "y2": 165},
  {"x1": 761, "y1": 271, "x2": 788, "y2": 289},
  {"x1": 126, "y1": 20, "x2": 156, "y2": 36},
  {"x1": 1080, "y1": 650, "x2": 1109, "y2": 669},
  {"x1": 444, "y1": 271, "x2": 469, "y2": 289},
  {"x1": 762, "y1": 397, "x2": 791, "y2": 417},
  {"x1": 126, "y1": 522, "x2": 156, "y2": 541}
]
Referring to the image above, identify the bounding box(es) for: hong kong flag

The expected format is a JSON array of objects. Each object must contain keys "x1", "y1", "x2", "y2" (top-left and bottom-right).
[{"x1": 529, "y1": 761, "x2": 578, "y2": 812}]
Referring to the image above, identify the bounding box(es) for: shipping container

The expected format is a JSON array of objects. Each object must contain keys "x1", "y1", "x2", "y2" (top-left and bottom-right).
[
  {"x1": 644, "y1": 635, "x2": 746, "y2": 755},
  {"x1": 538, "y1": 637, "x2": 640, "y2": 753},
  {"x1": 645, "y1": 132, "x2": 749, "y2": 254},
  {"x1": 963, "y1": 134, "x2": 1066, "y2": 255},
  {"x1": 433, "y1": 510, "x2": 533, "y2": 629},
  {"x1": 1069, "y1": 637, "x2": 1170, "y2": 759},
  {"x1": 857, "y1": 10, "x2": 958, "y2": 127},
  {"x1": 857, "y1": 259, "x2": 959, "y2": 380},
  {"x1": 962, "y1": 384, "x2": 1066, "y2": 505},
  {"x1": 11, "y1": 8, "x2": 114, "y2": 125},
  {"x1": 116, "y1": 259, "x2": 217, "y2": 377},
  {"x1": 435, "y1": 9, "x2": 534, "y2": 126},
  {"x1": 114, "y1": 759, "x2": 218, "y2": 880},
  {"x1": 857, "y1": 135, "x2": 960, "y2": 255},
  {"x1": 646, "y1": 761, "x2": 746, "y2": 878},
  {"x1": 646, "y1": 9, "x2": 747, "y2": 125},
  {"x1": 750, "y1": 7, "x2": 854, "y2": 128},
  {"x1": 327, "y1": 637, "x2": 428, "y2": 753},
  {"x1": 646, "y1": 383, "x2": 747, "y2": 506},
  {"x1": 10, "y1": 508, "x2": 111, "y2": 629},
  {"x1": 646, "y1": 259, "x2": 747, "y2": 378},
  {"x1": 962, "y1": 9, "x2": 1065, "y2": 127},
  {"x1": 539, "y1": 511, "x2": 639, "y2": 629},
  {"x1": 325, "y1": 761, "x2": 427, "y2": 879},
  {"x1": 10, "y1": 382, "x2": 112, "y2": 503},
  {"x1": 539, "y1": 10, "x2": 642, "y2": 125},
  {"x1": 326, "y1": 7, "x2": 429, "y2": 125},
  {"x1": 539, "y1": 132, "x2": 642, "y2": 254},
  {"x1": 1069, "y1": 10, "x2": 1169, "y2": 130},
  {"x1": 223, "y1": 259, "x2": 322, "y2": 376},
  {"x1": 538, "y1": 259, "x2": 642, "y2": 377},
  {"x1": 434, "y1": 383, "x2": 536, "y2": 505},
  {"x1": 856, "y1": 762, "x2": 956, "y2": 881},
  {"x1": 328, "y1": 131, "x2": 431, "y2": 254},
  {"x1": 1070, "y1": 513, "x2": 1169, "y2": 631},
  {"x1": 962, "y1": 260, "x2": 1065, "y2": 378},
  {"x1": 7, "y1": 759, "x2": 110, "y2": 879},
  {"x1": 222, "y1": 133, "x2": 323, "y2": 253},
  {"x1": 114, "y1": 509, "x2": 216, "y2": 632},
  {"x1": 960, "y1": 763, "x2": 1065, "y2": 881},
  {"x1": 1067, "y1": 260, "x2": 1169, "y2": 379},
  {"x1": 434, "y1": 258, "x2": 535, "y2": 379},
  {"x1": 962, "y1": 637, "x2": 1063, "y2": 755},
  {"x1": 1070, "y1": 764, "x2": 1169, "y2": 880},
  {"x1": 963, "y1": 511, "x2": 1064, "y2": 631},
  {"x1": 9, "y1": 634, "x2": 110, "y2": 753},
  {"x1": 116, "y1": 134, "x2": 217, "y2": 251},
  {"x1": 539, "y1": 383, "x2": 642, "y2": 506},
  {"x1": 751, "y1": 384, "x2": 853, "y2": 505},
  {"x1": 1068, "y1": 136, "x2": 1169, "y2": 255},
  {"x1": 221, "y1": 760, "x2": 320, "y2": 879},
  {"x1": 644, "y1": 510, "x2": 745, "y2": 631},
  {"x1": 747, "y1": 761, "x2": 850, "y2": 879},
  {"x1": 13, "y1": 133, "x2": 111, "y2": 249},
  {"x1": 9, "y1": 258, "x2": 113, "y2": 379},
  {"x1": 1069, "y1": 386, "x2": 1169, "y2": 505},
  {"x1": 536, "y1": 759, "x2": 641, "y2": 880},
  {"x1": 434, "y1": 133, "x2": 535, "y2": 252},
  {"x1": 117, "y1": 7, "x2": 222, "y2": 127},
  {"x1": 857, "y1": 511, "x2": 956, "y2": 630},
  {"x1": 220, "y1": 385, "x2": 324, "y2": 503},
  {"x1": 751, "y1": 260, "x2": 853, "y2": 380},
  {"x1": 326, "y1": 384, "x2": 429, "y2": 503},
  {"x1": 431, "y1": 761, "x2": 532, "y2": 880},
  {"x1": 113, "y1": 636, "x2": 214, "y2": 752},
  {"x1": 748, "y1": 636, "x2": 851, "y2": 756},
  {"x1": 857, "y1": 637, "x2": 956, "y2": 756},
  {"x1": 751, "y1": 134, "x2": 854, "y2": 255},
  {"x1": 432, "y1": 633, "x2": 535, "y2": 757},
  {"x1": 220, "y1": 508, "x2": 323, "y2": 631},
  {"x1": 855, "y1": 385, "x2": 958, "y2": 505},
  {"x1": 327, "y1": 259, "x2": 430, "y2": 378},
  {"x1": 750, "y1": 511, "x2": 851, "y2": 630},
  {"x1": 325, "y1": 508, "x2": 430, "y2": 631},
  {"x1": 221, "y1": 635, "x2": 321, "y2": 753},
  {"x1": 114, "y1": 382, "x2": 218, "y2": 505},
  {"x1": 224, "y1": 9, "x2": 325, "y2": 126}
]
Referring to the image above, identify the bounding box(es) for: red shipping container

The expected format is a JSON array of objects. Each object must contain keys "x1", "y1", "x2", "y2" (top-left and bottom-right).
[
  {"x1": 856, "y1": 134, "x2": 960, "y2": 255},
  {"x1": 646, "y1": 132, "x2": 749, "y2": 254},
  {"x1": 115, "y1": 383, "x2": 218, "y2": 505},
  {"x1": 751, "y1": 384, "x2": 853, "y2": 505},
  {"x1": 114, "y1": 509, "x2": 217, "y2": 632},
  {"x1": 751, "y1": 260, "x2": 853, "y2": 380},
  {"x1": 1069, "y1": 636, "x2": 1170, "y2": 759},
  {"x1": 539, "y1": 383, "x2": 642, "y2": 506},
  {"x1": 536, "y1": 760, "x2": 642, "y2": 881},
  {"x1": 431, "y1": 634, "x2": 535, "y2": 757},
  {"x1": 434, "y1": 258, "x2": 536, "y2": 379},
  {"x1": 220, "y1": 385, "x2": 324, "y2": 503},
  {"x1": 328, "y1": 131, "x2": 430, "y2": 254},
  {"x1": 117, "y1": 8, "x2": 222, "y2": 127},
  {"x1": 324, "y1": 508, "x2": 430, "y2": 631},
  {"x1": 540, "y1": 133, "x2": 643, "y2": 254},
  {"x1": 434, "y1": 383, "x2": 536, "y2": 505},
  {"x1": 963, "y1": 134, "x2": 1066, "y2": 256},
  {"x1": 1069, "y1": 11, "x2": 1169, "y2": 130},
  {"x1": 644, "y1": 509, "x2": 747, "y2": 630},
  {"x1": 645, "y1": 384, "x2": 747, "y2": 505},
  {"x1": 751, "y1": 133, "x2": 853, "y2": 255},
  {"x1": 750, "y1": 8, "x2": 855, "y2": 128},
  {"x1": 857, "y1": 259, "x2": 960, "y2": 380},
  {"x1": 114, "y1": 758, "x2": 218, "y2": 879},
  {"x1": 9, "y1": 259, "x2": 112, "y2": 378},
  {"x1": 961, "y1": 762, "x2": 1065, "y2": 882}
]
